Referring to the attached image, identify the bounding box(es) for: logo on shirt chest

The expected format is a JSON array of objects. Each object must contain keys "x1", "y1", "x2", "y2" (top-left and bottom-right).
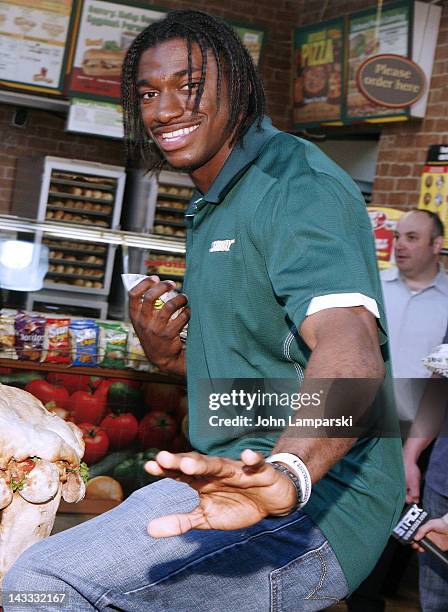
[{"x1": 209, "y1": 239, "x2": 236, "y2": 253}]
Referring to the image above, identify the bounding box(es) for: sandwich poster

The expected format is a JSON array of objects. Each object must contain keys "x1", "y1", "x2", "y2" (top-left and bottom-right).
[
  {"x1": 346, "y1": 1, "x2": 411, "y2": 120},
  {"x1": 68, "y1": 0, "x2": 167, "y2": 101},
  {"x1": 0, "y1": 0, "x2": 74, "y2": 95},
  {"x1": 293, "y1": 18, "x2": 344, "y2": 127}
]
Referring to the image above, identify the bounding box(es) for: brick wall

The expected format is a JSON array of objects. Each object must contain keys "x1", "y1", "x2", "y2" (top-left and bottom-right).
[
  {"x1": 0, "y1": 106, "x2": 124, "y2": 213},
  {"x1": 295, "y1": 0, "x2": 448, "y2": 211},
  {"x1": 0, "y1": 0, "x2": 300, "y2": 214},
  {"x1": 373, "y1": 2, "x2": 448, "y2": 209}
]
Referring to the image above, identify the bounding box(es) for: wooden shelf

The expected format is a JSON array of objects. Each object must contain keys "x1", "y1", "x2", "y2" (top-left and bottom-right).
[
  {"x1": 0, "y1": 358, "x2": 185, "y2": 384},
  {"x1": 58, "y1": 498, "x2": 120, "y2": 515}
]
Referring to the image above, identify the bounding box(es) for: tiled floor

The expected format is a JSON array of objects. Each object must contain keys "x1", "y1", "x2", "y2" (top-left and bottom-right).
[{"x1": 53, "y1": 513, "x2": 421, "y2": 611}]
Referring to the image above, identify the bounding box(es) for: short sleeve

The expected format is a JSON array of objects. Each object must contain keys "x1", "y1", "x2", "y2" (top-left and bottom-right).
[{"x1": 252, "y1": 168, "x2": 387, "y2": 340}]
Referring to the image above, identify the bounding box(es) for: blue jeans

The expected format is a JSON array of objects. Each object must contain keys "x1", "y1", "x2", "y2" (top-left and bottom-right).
[
  {"x1": 2, "y1": 479, "x2": 348, "y2": 612},
  {"x1": 419, "y1": 485, "x2": 448, "y2": 612}
]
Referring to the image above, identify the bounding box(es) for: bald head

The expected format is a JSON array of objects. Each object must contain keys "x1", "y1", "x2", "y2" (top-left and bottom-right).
[{"x1": 394, "y1": 210, "x2": 444, "y2": 281}]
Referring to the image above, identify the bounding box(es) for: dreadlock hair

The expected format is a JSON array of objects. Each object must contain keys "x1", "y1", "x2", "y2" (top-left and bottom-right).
[{"x1": 121, "y1": 9, "x2": 265, "y2": 171}]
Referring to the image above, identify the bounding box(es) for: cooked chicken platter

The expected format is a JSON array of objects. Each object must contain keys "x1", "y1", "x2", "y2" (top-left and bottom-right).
[{"x1": 0, "y1": 384, "x2": 86, "y2": 584}]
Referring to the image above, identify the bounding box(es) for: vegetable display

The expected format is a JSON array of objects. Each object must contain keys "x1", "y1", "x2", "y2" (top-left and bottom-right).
[{"x1": 20, "y1": 371, "x2": 189, "y2": 497}]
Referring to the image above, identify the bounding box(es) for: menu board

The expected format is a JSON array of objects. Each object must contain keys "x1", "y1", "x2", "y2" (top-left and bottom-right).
[
  {"x1": 68, "y1": 2, "x2": 267, "y2": 102},
  {"x1": 419, "y1": 165, "x2": 448, "y2": 248},
  {"x1": 367, "y1": 206, "x2": 403, "y2": 269},
  {"x1": 68, "y1": 0, "x2": 166, "y2": 100},
  {"x1": 293, "y1": 18, "x2": 344, "y2": 127},
  {"x1": 347, "y1": 1, "x2": 411, "y2": 120},
  {"x1": 67, "y1": 97, "x2": 123, "y2": 138},
  {"x1": 232, "y1": 25, "x2": 265, "y2": 67},
  {"x1": 0, "y1": 0, "x2": 74, "y2": 94}
]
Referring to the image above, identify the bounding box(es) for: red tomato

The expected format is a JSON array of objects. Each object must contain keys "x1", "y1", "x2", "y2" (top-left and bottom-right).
[
  {"x1": 143, "y1": 382, "x2": 181, "y2": 411},
  {"x1": 90, "y1": 377, "x2": 141, "y2": 391},
  {"x1": 67, "y1": 390, "x2": 107, "y2": 425},
  {"x1": 100, "y1": 413, "x2": 139, "y2": 449},
  {"x1": 138, "y1": 411, "x2": 177, "y2": 450},
  {"x1": 25, "y1": 379, "x2": 69, "y2": 409},
  {"x1": 46, "y1": 373, "x2": 91, "y2": 394},
  {"x1": 78, "y1": 423, "x2": 109, "y2": 465}
]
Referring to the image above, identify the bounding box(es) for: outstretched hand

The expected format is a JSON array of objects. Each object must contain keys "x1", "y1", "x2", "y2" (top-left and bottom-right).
[{"x1": 145, "y1": 449, "x2": 297, "y2": 537}]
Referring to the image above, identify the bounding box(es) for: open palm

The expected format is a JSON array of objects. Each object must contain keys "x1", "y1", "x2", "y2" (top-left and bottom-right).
[{"x1": 145, "y1": 449, "x2": 297, "y2": 537}]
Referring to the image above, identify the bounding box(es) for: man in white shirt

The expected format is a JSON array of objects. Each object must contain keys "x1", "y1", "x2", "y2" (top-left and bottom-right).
[
  {"x1": 348, "y1": 209, "x2": 447, "y2": 611},
  {"x1": 381, "y1": 209, "x2": 448, "y2": 422}
]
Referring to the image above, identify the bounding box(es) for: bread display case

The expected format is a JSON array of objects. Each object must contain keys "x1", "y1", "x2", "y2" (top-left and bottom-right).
[
  {"x1": 144, "y1": 170, "x2": 192, "y2": 289},
  {"x1": 11, "y1": 156, "x2": 126, "y2": 297}
]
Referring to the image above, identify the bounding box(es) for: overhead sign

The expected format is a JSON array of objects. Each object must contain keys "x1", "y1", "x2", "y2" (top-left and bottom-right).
[
  {"x1": 357, "y1": 54, "x2": 425, "y2": 108},
  {"x1": 0, "y1": 0, "x2": 75, "y2": 95},
  {"x1": 293, "y1": 18, "x2": 344, "y2": 126},
  {"x1": 347, "y1": 1, "x2": 411, "y2": 120},
  {"x1": 68, "y1": 0, "x2": 167, "y2": 101},
  {"x1": 67, "y1": 97, "x2": 123, "y2": 139}
]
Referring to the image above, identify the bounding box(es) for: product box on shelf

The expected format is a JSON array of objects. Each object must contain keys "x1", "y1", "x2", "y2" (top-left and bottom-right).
[{"x1": 419, "y1": 165, "x2": 448, "y2": 249}]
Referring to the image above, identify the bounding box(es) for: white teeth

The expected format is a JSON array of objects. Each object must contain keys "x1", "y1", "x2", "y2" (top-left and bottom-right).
[{"x1": 161, "y1": 124, "x2": 199, "y2": 140}]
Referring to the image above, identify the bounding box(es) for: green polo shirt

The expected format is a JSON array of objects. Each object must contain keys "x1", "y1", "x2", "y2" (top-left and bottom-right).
[{"x1": 182, "y1": 117, "x2": 405, "y2": 594}]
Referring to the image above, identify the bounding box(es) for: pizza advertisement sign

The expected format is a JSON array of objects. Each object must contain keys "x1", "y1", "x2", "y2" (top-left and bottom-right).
[
  {"x1": 293, "y1": 18, "x2": 344, "y2": 127},
  {"x1": 68, "y1": 0, "x2": 166, "y2": 101}
]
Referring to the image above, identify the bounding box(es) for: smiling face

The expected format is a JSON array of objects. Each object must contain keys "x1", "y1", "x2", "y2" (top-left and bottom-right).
[{"x1": 137, "y1": 38, "x2": 233, "y2": 192}]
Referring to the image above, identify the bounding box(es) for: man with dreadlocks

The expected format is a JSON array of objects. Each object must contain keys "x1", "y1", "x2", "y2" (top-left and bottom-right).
[{"x1": 4, "y1": 10, "x2": 405, "y2": 611}]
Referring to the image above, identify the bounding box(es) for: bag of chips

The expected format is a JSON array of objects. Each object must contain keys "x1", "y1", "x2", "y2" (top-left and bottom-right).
[
  {"x1": 70, "y1": 319, "x2": 99, "y2": 367},
  {"x1": 14, "y1": 312, "x2": 46, "y2": 361},
  {"x1": 0, "y1": 311, "x2": 17, "y2": 359},
  {"x1": 98, "y1": 321, "x2": 128, "y2": 369},
  {"x1": 42, "y1": 318, "x2": 71, "y2": 364},
  {"x1": 126, "y1": 327, "x2": 154, "y2": 372}
]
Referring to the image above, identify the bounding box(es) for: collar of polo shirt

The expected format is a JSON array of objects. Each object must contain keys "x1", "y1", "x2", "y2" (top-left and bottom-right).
[{"x1": 188, "y1": 116, "x2": 279, "y2": 210}]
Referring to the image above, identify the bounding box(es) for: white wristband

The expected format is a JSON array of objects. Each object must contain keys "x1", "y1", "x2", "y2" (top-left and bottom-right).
[
  {"x1": 266, "y1": 452, "x2": 312, "y2": 507},
  {"x1": 442, "y1": 513, "x2": 448, "y2": 527}
]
